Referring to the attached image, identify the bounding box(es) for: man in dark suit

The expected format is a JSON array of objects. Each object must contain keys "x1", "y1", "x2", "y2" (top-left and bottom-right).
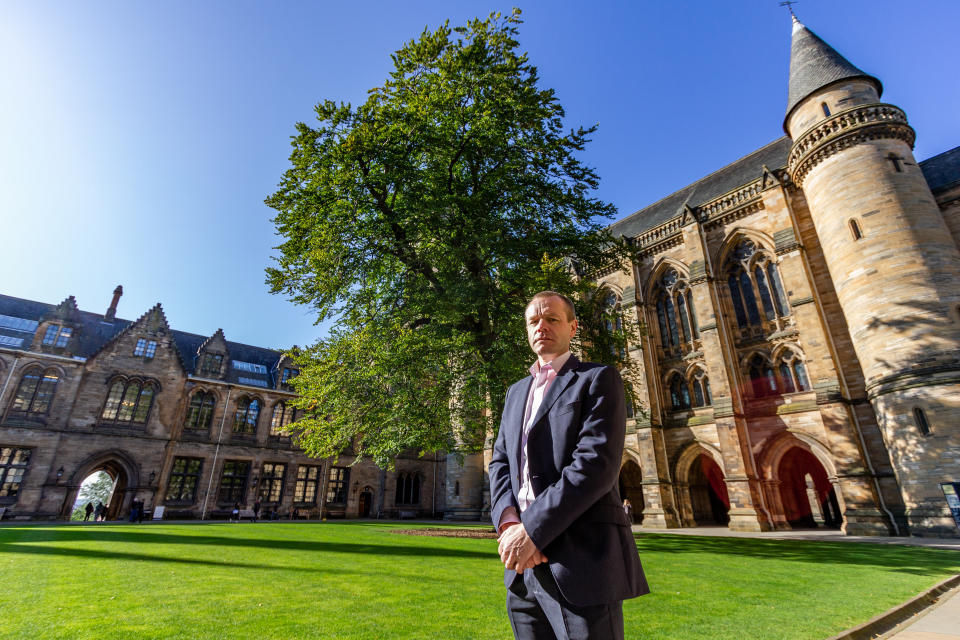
[{"x1": 489, "y1": 291, "x2": 649, "y2": 640}]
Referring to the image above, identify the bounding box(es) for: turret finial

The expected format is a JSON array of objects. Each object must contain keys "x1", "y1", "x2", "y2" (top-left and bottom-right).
[{"x1": 779, "y1": 1, "x2": 799, "y2": 19}]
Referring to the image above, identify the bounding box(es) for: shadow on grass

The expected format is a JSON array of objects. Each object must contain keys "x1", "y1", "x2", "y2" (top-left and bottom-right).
[
  {"x1": 0, "y1": 543, "x2": 361, "y2": 573},
  {"x1": 634, "y1": 533, "x2": 960, "y2": 577},
  {"x1": 0, "y1": 526, "x2": 498, "y2": 568}
]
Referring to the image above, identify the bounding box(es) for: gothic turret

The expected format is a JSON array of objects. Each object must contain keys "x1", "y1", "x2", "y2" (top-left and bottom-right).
[{"x1": 784, "y1": 18, "x2": 960, "y2": 535}]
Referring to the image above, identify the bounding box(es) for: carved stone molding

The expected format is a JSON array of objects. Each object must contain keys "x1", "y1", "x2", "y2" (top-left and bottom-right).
[{"x1": 787, "y1": 103, "x2": 915, "y2": 186}]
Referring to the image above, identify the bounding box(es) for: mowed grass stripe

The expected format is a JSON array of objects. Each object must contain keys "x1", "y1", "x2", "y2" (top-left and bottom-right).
[{"x1": 0, "y1": 523, "x2": 957, "y2": 639}]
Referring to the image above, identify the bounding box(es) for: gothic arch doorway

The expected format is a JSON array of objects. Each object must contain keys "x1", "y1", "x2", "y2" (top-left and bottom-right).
[
  {"x1": 777, "y1": 447, "x2": 842, "y2": 529},
  {"x1": 62, "y1": 451, "x2": 140, "y2": 521},
  {"x1": 358, "y1": 487, "x2": 373, "y2": 518},
  {"x1": 70, "y1": 471, "x2": 117, "y2": 521},
  {"x1": 618, "y1": 460, "x2": 644, "y2": 524},
  {"x1": 688, "y1": 454, "x2": 730, "y2": 526}
]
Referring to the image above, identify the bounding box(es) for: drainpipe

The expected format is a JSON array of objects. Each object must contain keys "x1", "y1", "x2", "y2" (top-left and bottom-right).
[
  {"x1": 0, "y1": 355, "x2": 21, "y2": 412},
  {"x1": 201, "y1": 385, "x2": 232, "y2": 520},
  {"x1": 317, "y1": 461, "x2": 328, "y2": 521}
]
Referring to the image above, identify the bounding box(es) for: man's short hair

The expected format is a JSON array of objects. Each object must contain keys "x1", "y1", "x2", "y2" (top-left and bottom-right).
[{"x1": 527, "y1": 291, "x2": 577, "y2": 321}]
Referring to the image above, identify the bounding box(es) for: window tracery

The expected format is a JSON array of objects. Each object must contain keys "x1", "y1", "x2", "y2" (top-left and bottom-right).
[
  {"x1": 270, "y1": 401, "x2": 296, "y2": 436},
  {"x1": 395, "y1": 472, "x2": 421, "y2": 505},
  {"x1": 232, "y1": 397, "x2": 260, "y2": 434},
  {"x1": 101, "y1": 377, "x2": 155, "y2": 424},
  {"x1": 725, "y1": 240, "x2": 790, "y2": 339},
  {"x1": 184, "y1": 391, "x2": 216, "y2": 430},
  {"x1": 653, "y1": 267, "x2": 699, "y2": 358},
  {"x1": 598, "y1": 289, "x2": 627, "y2": 360},
  {"x1": 666, "y1": 366, "x2": 712, "y2": 411},
  {"x1": 7, "y1": 367, "x2": 59, "y2": 420},
  {"x1": 745, "y1": 349, "x2": 810, "y2": 398}
]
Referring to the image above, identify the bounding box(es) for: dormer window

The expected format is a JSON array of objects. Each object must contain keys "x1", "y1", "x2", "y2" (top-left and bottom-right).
[
  {"x1": 281, "y1": 367, "x2": 299, "y2": 389},
  {"x1": 134, "y1": 338, "x2": 158, "y2": 359},
  {"x1": 42, "y1": 325, "x2": 72, "y2": 348},
  {"x1": 198, "y1": 353, "x2": 224, "y2": 377}
]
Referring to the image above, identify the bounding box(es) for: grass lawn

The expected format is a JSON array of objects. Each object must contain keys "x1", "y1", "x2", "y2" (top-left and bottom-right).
[{"x1": 1, "y1": 522, "x2": 958, "y2": 639}]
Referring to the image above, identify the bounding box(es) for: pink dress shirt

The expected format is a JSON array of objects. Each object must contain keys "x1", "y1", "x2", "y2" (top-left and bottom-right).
[{"x1": 498, "y1": 351, "x2": 572, "y2": 534}]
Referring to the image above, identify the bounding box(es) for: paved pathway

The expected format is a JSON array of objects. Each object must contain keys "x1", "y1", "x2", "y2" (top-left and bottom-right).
[{"x1": 883, "y1": 586, "x2": 960, "y2": 639}]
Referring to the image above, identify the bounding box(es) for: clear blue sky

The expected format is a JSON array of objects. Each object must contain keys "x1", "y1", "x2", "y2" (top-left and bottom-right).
[{"x1": 3, "y1": 1, "x2": 958, "y2": 350}]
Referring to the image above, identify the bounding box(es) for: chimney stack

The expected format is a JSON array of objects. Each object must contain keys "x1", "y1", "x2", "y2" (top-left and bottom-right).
[{"x1": 105, "y1": 285, "x2": 123, "y2": 321}]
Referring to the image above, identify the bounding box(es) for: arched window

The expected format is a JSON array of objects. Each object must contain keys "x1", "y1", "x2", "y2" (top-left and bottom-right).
[
  {"x1": 821, "y1": 102, "x2": 831, "y2": 117},
  {"x1": 270, "y1": 402, "x2": 296, "y2": 436},
  {"x1": 184, "y1": 391, "x2": 216, "y2": 430},
  {"x1": 849, "y1": 219, "x2": 863, "y2": 240},
  {"x1": 690, "y1": 367, "x2": 712, "y2": 408},
  {"x1": 654, "y1": 268, "x2": 698, "y2": 353},
  {"x1": 776, "y1": 350, "x2": 810, "y2": 393},
  {"x1": 233, "y1": 397, "x2": 260, "y2": 434},
  {"x1": 725, "y1": 240, "x2": 790, "y2": 331},
  {"x1": 600, "y1": 291, "x2": 626, "y2": 359},
  {"x1": 748, "y1": 354, "x2": 777, "y2": 397},
  {"x1": 101, "y1": 378, "x2": 155, "y2": 424},
  {"x1": 395, "y1": 473, "x2": 421, "y2": 505},
  {"x1": 668, "y1": 373, "x2": 690, "y2": 410},
  {"x1": 8, "y1": 367, "x2": 59, "y2": 418},
  {"x1": 913, "y1": 408, "x2": 931, "y2": 436}
]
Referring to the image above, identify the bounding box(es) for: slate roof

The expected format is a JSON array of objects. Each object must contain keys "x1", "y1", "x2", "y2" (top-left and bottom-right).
[
  {"x1": 0, "y1": 293, "x2": 287, "y2": 387},
  {"x1": 608, "y1": 140, "x2": 959, "y2": 240},
  {"x1": 920, "y1": 146, "x2": 960, "y2": 193},
  {"x1": 784, "y1": 18, "x2": 881, "y2": 130},
  {"x1": 609, "y1": 137, "x2": 793, "y2": 239}
]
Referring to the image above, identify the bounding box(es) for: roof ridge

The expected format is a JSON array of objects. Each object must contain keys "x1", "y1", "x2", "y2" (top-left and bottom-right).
[
  {"x1": 197, "y1": 328, "x2": 227, "y2": 354},
  {"x1": 919, "y1": 144, "x2": 960, "y2": 164},
  {"x1": 612, "y1": 137, "x2": 790, "y2": 229}
]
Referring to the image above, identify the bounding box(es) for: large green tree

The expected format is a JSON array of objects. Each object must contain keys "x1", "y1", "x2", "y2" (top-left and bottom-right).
[{"x1": 267, "y1": 10, "x2": 639, "y2": 467}]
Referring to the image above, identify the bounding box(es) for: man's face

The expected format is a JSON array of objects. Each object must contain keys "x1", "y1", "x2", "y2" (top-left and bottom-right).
[{"x1": 525, "y1": 296, "x2": 577, "y2": 362}]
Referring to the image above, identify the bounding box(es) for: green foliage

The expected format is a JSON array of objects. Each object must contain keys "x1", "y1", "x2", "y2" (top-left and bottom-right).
[
  {"x1": 1, "y1": 523, "x2": 958, "y2": 639},
  {"x1": 69, "y1": 471, "x2": 114, "y2": 520},
  {"x1": 267, "y1": 10, "x2": 638, "y2": 466}
]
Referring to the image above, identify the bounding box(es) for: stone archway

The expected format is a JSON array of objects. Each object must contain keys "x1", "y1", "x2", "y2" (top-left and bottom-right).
[
  {"x1": 777, "y1": 447, "x2": 842, "y2": 529},
  {"x1": 688, "y1": 454, "x2": 730, "y2": 526},
  {"x1": 675, "y1": 443, "x2": 730, "y2": 527},
  {"x1": 358, "y1": 486, "x2": 373, "y2": 518},
  {"x1": 618, "y1": 459, "x2": 644, "y2": 524},
  {"x1": 758, "y1": 432, "x2": 844, "y2": 530},
  {"x1": 62, "y1": 450, "x2": 141, "y2": 521}
]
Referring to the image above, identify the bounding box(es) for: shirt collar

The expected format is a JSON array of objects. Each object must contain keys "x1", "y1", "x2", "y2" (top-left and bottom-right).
[{"x1": 530, "y1": 351, "x2": 572, "y2": 378}]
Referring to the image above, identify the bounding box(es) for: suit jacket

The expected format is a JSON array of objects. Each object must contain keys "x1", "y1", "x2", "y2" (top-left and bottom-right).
[{"x1": 489, "y1": 355, "x2": 649, "y2": 607}]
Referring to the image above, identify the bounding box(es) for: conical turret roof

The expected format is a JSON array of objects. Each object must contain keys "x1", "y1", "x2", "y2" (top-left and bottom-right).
[{"x1": 784, "y1": 17, "x2": 881, "y2": 130}]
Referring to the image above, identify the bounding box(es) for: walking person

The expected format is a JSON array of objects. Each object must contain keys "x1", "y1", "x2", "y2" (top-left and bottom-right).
[
  {"x1": 489, "y1": 291, "x2": 648, "y2": 640},
  {"x1": 94, "y1": 501, "x2": 105, "y2": 522},
  {"x1": 252, "y1": 499, "x2": 261, "y2": 523},
  {"x1": 83, "y1": 502, "x2": 93, "y2": 522}
]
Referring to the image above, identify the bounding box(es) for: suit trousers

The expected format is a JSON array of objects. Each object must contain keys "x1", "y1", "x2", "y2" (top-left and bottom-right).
[{"x1": 506, "y1": 564, "x2": 625, "y2": 640}]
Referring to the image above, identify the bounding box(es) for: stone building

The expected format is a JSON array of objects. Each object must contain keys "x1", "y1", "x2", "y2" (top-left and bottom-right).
[
  {"x1": 585, "y1": 17, "x2": 960, "y2": 537},
  {"x1": 453, "y1": 18, "x2": 960, "y2": 537},
  {"x1": 0, "y1": 287, "x2": 443, "y2": 521}
]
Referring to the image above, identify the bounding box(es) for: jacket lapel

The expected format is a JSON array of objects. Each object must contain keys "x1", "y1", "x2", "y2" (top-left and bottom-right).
[
  {"x1": 528, "y1": 356, "x2": 580, "y2": 432},
  {"x1": 508, "y1": 377, "x2": 533, "y2": 472}
]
